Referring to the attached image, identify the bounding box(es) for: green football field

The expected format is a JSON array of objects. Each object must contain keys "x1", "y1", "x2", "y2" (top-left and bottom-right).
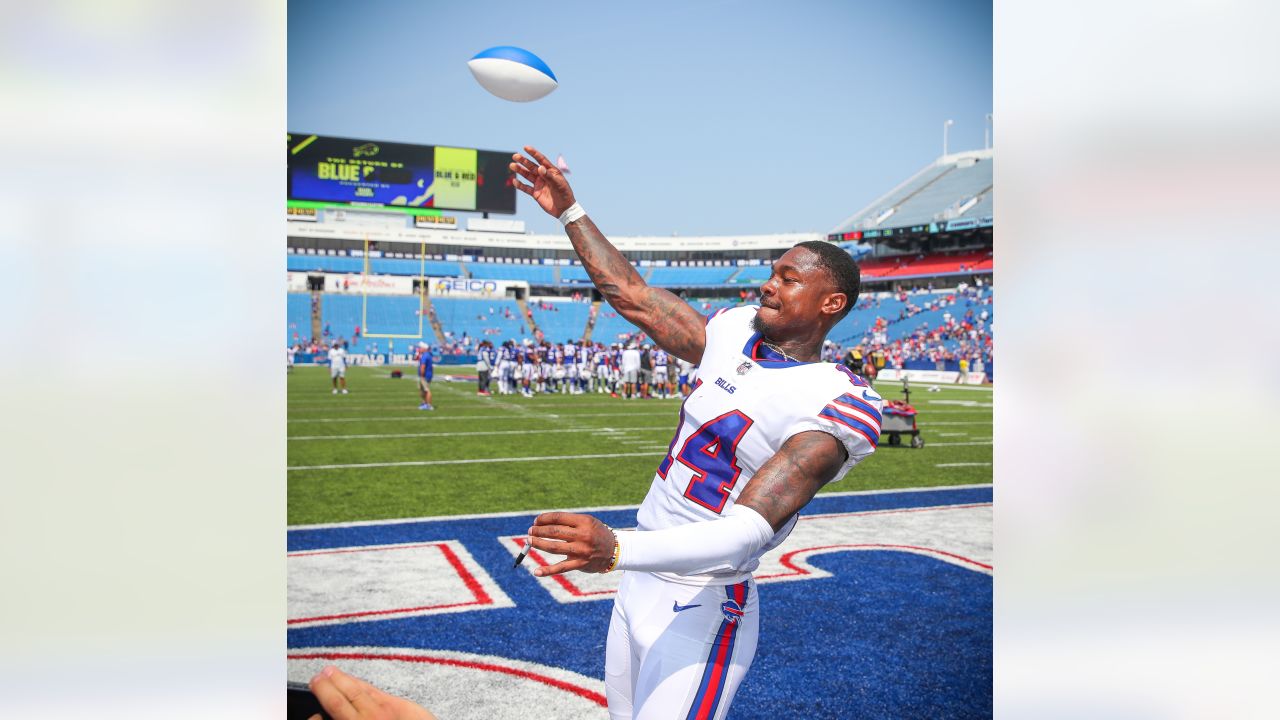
[{"x1": 287, "y1": 365, "x2": 992, "y2": 526}]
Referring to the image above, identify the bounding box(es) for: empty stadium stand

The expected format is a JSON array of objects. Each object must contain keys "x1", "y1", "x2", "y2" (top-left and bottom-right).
[
  {"x1": 466, "y1": 262, "x2": 557, "y2": 284},
  {"x1": 287, "y1": 255, "x2": 463, "y2": 276},
  {"x1": 646, "y1": 266, "x2": 738, "y2": 287},
  {"x1": 430, "y1": 297, "x2": 529, "y2": 346},
  {"x1": 832, "y1": 149, "x2": 993, "y2": 233},
  {"x1": 528, "y1": 301, "x2": 592, "y2": 341}
]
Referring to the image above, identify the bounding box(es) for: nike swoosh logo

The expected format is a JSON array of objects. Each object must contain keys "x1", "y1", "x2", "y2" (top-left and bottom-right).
[
  {"x1": 862, "y1": 389, "x2": 881, "y2": 402},
  {"x1": 672, "y1": 601, "x2": 702, "y2": 613}
]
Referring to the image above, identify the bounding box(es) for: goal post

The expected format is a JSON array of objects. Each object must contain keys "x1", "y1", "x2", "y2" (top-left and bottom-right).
[{"x1": 359, "y1": 236, "x2": 427, "y2": 340}]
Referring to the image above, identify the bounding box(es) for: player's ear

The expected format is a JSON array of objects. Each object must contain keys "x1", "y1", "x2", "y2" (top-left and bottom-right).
[{"x1": 821, "y1": 291, "x2": 848, "y2": 319}]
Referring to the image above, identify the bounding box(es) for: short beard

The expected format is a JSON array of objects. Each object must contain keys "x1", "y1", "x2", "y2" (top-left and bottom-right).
[{"x1": 750, "y1": 310, "x2": 773, "y2": 338}]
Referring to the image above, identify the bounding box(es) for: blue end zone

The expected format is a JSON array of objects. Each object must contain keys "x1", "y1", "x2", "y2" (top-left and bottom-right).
[{"x1": 288, "y1": 485, "x2": 991, "y2": 718}]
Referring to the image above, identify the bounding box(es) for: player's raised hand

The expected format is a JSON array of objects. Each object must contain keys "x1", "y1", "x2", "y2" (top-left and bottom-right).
[
  {"x1": 527, "y1": 512, "x2": 616, "y2": 576},
  {"x1": 309, "y1": 665, "x2": 438, "y2": 720},
  {"x1": 510, "y1": 146, "x2": 576, "y2": 218}
]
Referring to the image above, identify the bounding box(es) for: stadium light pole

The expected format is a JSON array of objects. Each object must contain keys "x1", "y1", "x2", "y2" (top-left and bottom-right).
[
  {"x1": 985, "y1": 113, "x2": 992, "y2": 149},
  {"x1": 943, "y1": 119, "x2": 954, "y2": 156}
]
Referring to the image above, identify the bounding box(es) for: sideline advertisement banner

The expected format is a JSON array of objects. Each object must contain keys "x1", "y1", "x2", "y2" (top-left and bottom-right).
[
  {"x1": 293, "y1": 353, "x2": 477, "y2": 366},
  {"x1": 428, "y1": 277, "x2": 522, "y2": 298},
  {"x1": 876, "y1": 369, "x2": 988, "y2": 385},
  {"x1": 328, "y1": 274, "x2": 414, "y2": 295}
]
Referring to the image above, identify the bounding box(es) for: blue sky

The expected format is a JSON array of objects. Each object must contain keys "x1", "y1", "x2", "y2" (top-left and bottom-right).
[{"x1": 289, "y1": 0, "x2": 992, "y2": 236}]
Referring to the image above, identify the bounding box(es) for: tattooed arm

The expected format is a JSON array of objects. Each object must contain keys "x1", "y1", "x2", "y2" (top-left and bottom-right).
[
  {"x1": 510, "y1": 146, "x2": 706, "y2": 364},
  {"x1": 526, "y1": 431, "x2": 847, "y2": 576},
  {"x1": 734, "y1": 430, "x2": 848, "y2": 531}
]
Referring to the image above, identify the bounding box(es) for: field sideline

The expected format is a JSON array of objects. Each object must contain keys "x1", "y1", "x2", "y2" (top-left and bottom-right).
[{"x1": 287, "y1": 365, "x2": 993, "y2": 525}]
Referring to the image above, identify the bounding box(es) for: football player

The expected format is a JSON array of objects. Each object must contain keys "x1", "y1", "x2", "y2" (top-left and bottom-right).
[{"x1": 512, "y1": 146, "x2": 881, "y2": 720}]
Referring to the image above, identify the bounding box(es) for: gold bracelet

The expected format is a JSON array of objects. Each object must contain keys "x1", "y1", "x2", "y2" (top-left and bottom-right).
[
  {"x1": 602, "y1": 524, "x2": 620, "y2": 573},
  {"x1": 604, "y1": 539, "x2": 621, "y2": 573}
]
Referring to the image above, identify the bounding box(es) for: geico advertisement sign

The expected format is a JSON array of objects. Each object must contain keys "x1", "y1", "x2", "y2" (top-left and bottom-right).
[{"x1": 431, "y1": 278, "x2": 505, "y2": 296}]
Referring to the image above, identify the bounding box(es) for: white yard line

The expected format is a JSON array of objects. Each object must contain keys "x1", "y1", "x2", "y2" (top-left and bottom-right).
[
  {"x1": 936, "y1": 462, "x2": 993, "y2": 468},
  {"x1": 289, "y1": 428, "x2": 666, "y2": 442},
  {"x1": 288, "y1": 410, "x2": 678, "y2": 424},
  {"x1": 288, "y1": 483, "x2": 994, "y2": 529},
  {"x1": 923, "y1": 441, "x2": 993, "y2": 447},
  {"x1": 288, "y1": 451, "x2": 665, "y2": 471}
]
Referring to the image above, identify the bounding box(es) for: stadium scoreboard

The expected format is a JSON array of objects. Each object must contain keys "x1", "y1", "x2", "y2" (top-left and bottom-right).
[{"x1": 288, "y1": 133, "x2": 517, "y2": 215}]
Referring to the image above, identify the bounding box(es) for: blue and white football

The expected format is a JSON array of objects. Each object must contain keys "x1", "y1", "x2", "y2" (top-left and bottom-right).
[{"x1": 467, "y1": 46, "x2": 558, "y2": 103}]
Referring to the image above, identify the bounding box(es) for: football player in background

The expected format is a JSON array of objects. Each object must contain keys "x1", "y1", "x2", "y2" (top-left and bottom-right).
[
  {"x1": 511, "y1": 146, "x2": 881, "y2": 720},
  {"x1": 519, "y1": 342, "x2": 535, "y2": 398},
  {"x1": 328, "y1": 341, "x2": 348, "y2": 395},
  {"x1": 651, "y1": 346, "x2": 670, "y2": 399},
  {"x1": 476, "y1": 340, "x2": 496, "y2": 396},
  {"x1": 498, "y1": 341, "x2": 515, "y2": 395}
]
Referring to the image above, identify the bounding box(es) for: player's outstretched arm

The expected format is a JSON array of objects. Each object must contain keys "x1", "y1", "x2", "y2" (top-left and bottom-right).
[
  {"x1": 526, "y1": 431, "x2": 847, "y2": 577},
  {"x1": 510, "y1": 146, "x2": 706, "y2": 364}
]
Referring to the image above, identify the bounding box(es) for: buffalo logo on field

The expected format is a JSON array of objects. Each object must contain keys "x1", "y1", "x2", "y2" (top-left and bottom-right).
[{"x1": 720, "y1": 598, "x2": 744, "y2": 625}]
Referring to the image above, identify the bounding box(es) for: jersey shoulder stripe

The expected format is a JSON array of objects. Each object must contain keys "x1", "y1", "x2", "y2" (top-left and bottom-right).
[
  {"x1": 817, "y1": 406, "x2": 880, "y2": 447},
  {"x1": 831, "y1": 393, "x2": 883, "y2": 424}
]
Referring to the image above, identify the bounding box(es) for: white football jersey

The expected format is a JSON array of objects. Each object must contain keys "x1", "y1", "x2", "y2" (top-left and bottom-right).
[
  {"x1": 328, "y1": 346, "x2": 347, "y2": 370},
  {"x1": 636, "y1": 306, "x2": 882, "y2": 586}
]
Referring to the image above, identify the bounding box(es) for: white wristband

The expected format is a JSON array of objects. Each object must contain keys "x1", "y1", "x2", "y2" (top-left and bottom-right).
[
  {"x1": 615, "y1": 504, "x2": 775, "y2": 576},
  {"x1": 558, "y1": 202, "x2": 586, "y2": 226}
]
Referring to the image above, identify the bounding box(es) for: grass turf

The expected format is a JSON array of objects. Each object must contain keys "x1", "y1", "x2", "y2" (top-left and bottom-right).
[{"x1": 287, "y1": 365, "x2": 992, "y2": 525}]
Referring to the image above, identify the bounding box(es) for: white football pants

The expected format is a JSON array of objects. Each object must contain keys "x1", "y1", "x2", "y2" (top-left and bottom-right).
[{"x1": 605, "y1": 571, "x2": 758, "y2": 720}]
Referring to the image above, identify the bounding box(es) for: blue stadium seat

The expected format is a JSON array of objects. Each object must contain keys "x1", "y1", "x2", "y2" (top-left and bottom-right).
[
  {"x1": 560, "y1": 265, "x2": 591, "y2": 283},
  {"x1": 287, "y1": 293, "x2": 312, "y2": 344},
  {"x1": 731, "y1": 266, "x2": 771, "y2": 283},
  {"x1": 431, "y1": 297, "x2": 530, "y2": 346},
  {"x1": 646, "y1": 266, "x2": 737, "y2": 286},
  {"x1": 286, "y1": 255, "x2": 461, "y2": 277},
  {"x1": 468, "y1": 263, "x2": 557, "y2": 284}
]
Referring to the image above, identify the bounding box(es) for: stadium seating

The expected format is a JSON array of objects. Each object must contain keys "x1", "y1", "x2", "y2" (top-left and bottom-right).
[
  {"x1": 589, "y1": 307, "x2": 642, "y2": 344},
  {"x1": 832, "y1": 150, "x2": 993, "y2": 233},
  {"x1": 559, "y1": 265, "x2": 591, "y2": 283},
  {"x1": 829, "y1": 287, "x2": 994, "y2": 348},
  {"x1": 287, "y1": 255, "x2": 462, "y2": 277},
  {"x1": 466, "y1": 262, "x2": 557, "y2": 284},
  {"x1": 731, "y1": 265, "x2": 771, "y2": 284},
  {"x1": 318, "y1": 294, "x2": 425, "y2": 353},
  {"x1": 859, "y1": 250, "x2": 992, "y2": 280},
  {"x1": 885, "y1": 161, "x2": 992, "y2": 228},
  {"x1": 528, "y1": 301, "x2": 592, "y2": 341},
  {"x1": 287, "y1": 293, "x2": 312, "y2": 344},
  {"x1": 646, "y1": 266, "x2": 737, "y2": 287},
  {"x1": 431, "y1": 297, "x2": 529, "y2": 346}
]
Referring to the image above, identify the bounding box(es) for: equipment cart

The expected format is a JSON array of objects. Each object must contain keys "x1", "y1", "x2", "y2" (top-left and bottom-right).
[{"x1": 884, "y1": 377, "x2": 924, "y2": 448}]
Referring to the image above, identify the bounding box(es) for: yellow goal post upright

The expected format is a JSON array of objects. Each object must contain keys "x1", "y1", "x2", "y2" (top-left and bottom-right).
[{"x1": 359, "y1": 235, "x2": 427, "y2": 343}]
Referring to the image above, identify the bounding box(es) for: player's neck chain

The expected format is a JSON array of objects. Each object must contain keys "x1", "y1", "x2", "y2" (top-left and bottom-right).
[{"x1": 762, "y1": 340, "x2": 801, "y2": 363}]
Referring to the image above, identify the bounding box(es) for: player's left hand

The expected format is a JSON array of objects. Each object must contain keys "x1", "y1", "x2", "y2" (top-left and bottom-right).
[{"x1": 527, "y1": 512, "x2": 616, "y2": 576}]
